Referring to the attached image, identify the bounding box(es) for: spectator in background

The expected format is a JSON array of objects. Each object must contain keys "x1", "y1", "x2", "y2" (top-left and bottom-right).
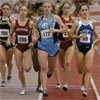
[
  {"x1": 98, "y1": 0, "x2": 100, "y2": 4},
  {"x1": 73, "y1": 0, "x2": 88, "y2": 16},
  {"x1": 13, "y1": 0, "x2": 27, "y2": 13}
]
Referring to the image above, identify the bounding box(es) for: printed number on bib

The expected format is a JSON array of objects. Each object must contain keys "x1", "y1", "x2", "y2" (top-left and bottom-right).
[
  {"x1": 41, "y1": 29, "x2": 52, "y2": 39},
  {"x1": 63, "y1": 32, "x2": 69, "y2": 38},
  {"x1": 18, "y1": 35, "x2": 28, "y2": 43},
  {"x1": 0, "y1": 29, "x2": 9, "y2": 37},
  {"x1": 80, "y1": 34, "x2": 91, "y2": 43}
]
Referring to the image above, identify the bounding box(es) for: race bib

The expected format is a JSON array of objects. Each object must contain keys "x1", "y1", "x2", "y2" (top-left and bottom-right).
[
  {"x1": 0, "y1": 29, "x2": 9, "y2": 37},
  {"x1": 63, "y1": 32, "x2": 69, "y2": 38},
  {"x1": 17, "y1": 35, "x2": 28, "y2": 44},
  {"x1": 80, "y1": 34, "x2": 91, "y2": 43},
  {"x1": 41, "y1": 29, "x2": 52, "y2": 39}
]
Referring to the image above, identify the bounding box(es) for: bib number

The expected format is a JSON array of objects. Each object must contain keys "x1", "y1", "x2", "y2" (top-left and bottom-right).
[
  {"x1": 80, "y1": 34, "x2": 91, "y2": 43},
  {"x1": 63, "y1": 32, "x2": 69, "y2": 38},
  {"x1": 0, "y1": 29, "x2": 9, "y2": 37},
  {"x1": 41, "y1": 29, "x2": 52, "y2": 39},
  {"x1": 18, "y1": 35, "x2": 28, "y2": 43}
]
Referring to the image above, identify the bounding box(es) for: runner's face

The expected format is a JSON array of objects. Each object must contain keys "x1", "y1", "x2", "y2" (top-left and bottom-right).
[
  {"x1": 19, "y1": 6, "x2": 27, "y2": 17},
  {"x1": 43, "y1": 2, "x2": 52, "y2": 14},
  {"x1": 2, "y1": 5, "x2": 10, "y2": 16},
  {"x1": 62, "y1": 3, "x2": 71, "y2": 15},
  {"x1": 80, "y1": 5, "x2": 89, "y2": 18}
]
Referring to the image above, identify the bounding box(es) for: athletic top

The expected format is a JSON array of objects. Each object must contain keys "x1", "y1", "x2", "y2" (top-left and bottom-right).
[
  {"x1": 0, "y1": 16, "x2": 10, "y2": 40},
  {"x1": 14, "y1": 19, "x2": 32, "y2": 45},
  {"x1": 38, "y1": 13, "x2": 56, "y2": 45},
  {"x1": 76, "y1": 18, "x2": 93, "y2": 46},
  {"x1": 59, "y1": 16, "x2": 74, "y2": 41}
]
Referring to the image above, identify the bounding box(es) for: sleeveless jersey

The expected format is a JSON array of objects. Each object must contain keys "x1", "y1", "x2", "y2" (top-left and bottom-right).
[
  {"x1": 60, "y1": 15, "x2": 74, "y2": 41},
  {"x1": 76, "y1": 18, "x2": 93, "y2": 46},
  {"x1": 38, "y1": 14, "x2": 56, "y2": 45},
  {"x1": 14, "y1": 19, "x2": 32, "y2": 53},
  {"x1": 0, "y1": 16, "x2": 10, "y2": 40},
  {"x1": 14, "y1": 19, "x2": 32, "y2": 44}
]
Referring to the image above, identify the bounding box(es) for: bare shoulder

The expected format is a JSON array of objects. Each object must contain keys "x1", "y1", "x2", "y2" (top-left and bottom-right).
[{"x1": 54, "y1": 14, "x2": 61, "y2": 22}]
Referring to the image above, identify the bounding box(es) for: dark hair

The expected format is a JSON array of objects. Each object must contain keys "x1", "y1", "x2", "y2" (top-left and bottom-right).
[
  {"x1": 73, "y1": 3, "x2": 89, "y2": 16},
  {"x1": 1, "y1": 3, "x2": 11, "y2": 9},
  {"x1": 58, "y1": 1, "x2": 71, "y2": 16},
  {"x1": 79, "y1": 3, "x2": 89, "y2": 11}
]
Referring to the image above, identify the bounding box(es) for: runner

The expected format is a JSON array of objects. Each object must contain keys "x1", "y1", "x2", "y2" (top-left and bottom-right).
[
  {"x1": 0, "y1": 3, "x2": 15, "y2": 87},
  {"x1": 58, "y1": 1, "x2": 75, "y2": 91},
  {"x1": 69, "y1": 3, "x2": 100, "y2": 97},
  {"x1": 32, "y1": 0, "x2": 67, "y2": 97},
  {"x1": 10, "y1": 5, "x2": 38, "y2": 95}
]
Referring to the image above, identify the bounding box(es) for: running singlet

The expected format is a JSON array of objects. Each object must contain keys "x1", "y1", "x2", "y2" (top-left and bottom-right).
[
  {"x1": 14, "y1": 19, "x2": 32, "y2": 53},
  {"x1": 0, "y1": 16, "x2": 10, "y2": 40},
  {"x1": 59, "y1": 16, "x2": 74, "y2": 51},
  {"x1": 60, "y1": 15, "x2": 74, "y2": 41},
  {"x1": 38, "y1": 14, "x2": 56, "y2": 45},
  {"x1": 76, "y1": 18, "x2": 93, "y2": 46}
]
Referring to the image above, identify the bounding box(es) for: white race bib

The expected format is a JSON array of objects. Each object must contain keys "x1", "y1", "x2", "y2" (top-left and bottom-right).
[
  {"x1": 18, "y1": 35, "x2": 28, "y2": 44},
  {"x1": 80, "y1": 34, "x2": 91, "y2": 43},
  {"x1": 63, "y1": 32, "x2": 69, "y2": 38},
  {"x1": 0, "y1": 29, "x2": 9, "y2": 37},
  {"x1": 41, "y1": 29, "x2": 52, "y2": 39}
]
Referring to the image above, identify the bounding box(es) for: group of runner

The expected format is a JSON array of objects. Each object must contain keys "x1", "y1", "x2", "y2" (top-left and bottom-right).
[{"x1": 0, "y1": 0, "x2": 100, "y2": 97}]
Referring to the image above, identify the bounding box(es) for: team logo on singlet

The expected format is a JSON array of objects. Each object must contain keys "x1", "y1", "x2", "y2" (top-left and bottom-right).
[
  {"x1": 0, "y1": 29, "x2": 9, "y2": 37},
  {"x1": 17, "y1": 35, "x2": 28, "y2": 44},
  {"x1": 42, "y1": 23, "x2": 49, "y2": 29}
]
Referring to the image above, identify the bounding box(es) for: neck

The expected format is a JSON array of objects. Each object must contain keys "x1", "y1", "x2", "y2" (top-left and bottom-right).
[
  {"x1": 3, "y1": 15, "x2": 9, "y2": 18},
  {"x1": 20, "y1": 16, "x2": 26, "y2": 21},
  {"x1": 81, "y1": 17, "x2": 88, "y2": 21},
  {"x1": 62, "y1": 13, "x2": 69, "y2": 18},
  {"x1": 43, "y1": 13, "x2": 51, "y2": 19}
]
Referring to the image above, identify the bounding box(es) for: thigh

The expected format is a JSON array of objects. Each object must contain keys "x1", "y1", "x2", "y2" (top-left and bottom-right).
[
  {"x1": 65, "y1": 45, "x2": 75, "y2": 63},
  {"x1": 85, "y1": 48, "x2": 94, "y2": 70},
  {"x1": 59, "y1": 48, "x2": 65, "y2": 67},
  {"x1": 7, "y1": 47, "x2": 14, "y2": 64},
  {"x1": 23, "y1": 49, "x2": 32, "y2": 70},
  {"x1": 0, "y1": 45, "x2": 7, "y2": 62},
  {"x1": 48, "y1": 54, "x2": 58, "y2": 69},
  {"x1": 14, "y1": 47, "x2": 23, "y2": 71},
  {"x1": 38, "y1": 49, "x2": 48, "y2": 69},
  {"x1": 75, "y1": 49, "x2": 84, "y2": 73}
]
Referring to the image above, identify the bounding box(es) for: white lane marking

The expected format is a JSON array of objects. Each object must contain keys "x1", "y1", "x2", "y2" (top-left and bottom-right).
[
  {"x1": 38, "y1": 93, "x2": 43, "y2": 100},
  {"x1": 91, "y1": 77, "x2": 100, "y2": 100}
]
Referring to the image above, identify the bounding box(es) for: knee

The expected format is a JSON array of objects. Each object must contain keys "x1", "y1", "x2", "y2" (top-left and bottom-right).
[
  {"x1": 65, "y1": 62, "x2": 70, "y2": 67},
  {"x1": 84, "y1": 67, "x2": 90, "y2": 74},
  {"x1": 77, "y1": 68, "x2": 83, "y2": 74},
  {"x1": 0, "y1": 56, "x2": 6, "y2": 63},
  {"x1": 7, "y1": 62, "x2": 12, "y2": 68},
  {"x1": 24, "y1": 67, "x2": 31, "y2": 72}
]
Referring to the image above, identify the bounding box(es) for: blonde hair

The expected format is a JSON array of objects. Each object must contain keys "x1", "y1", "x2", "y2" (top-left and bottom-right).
[{"x1": 42, "y1": 0, "x2": 56, "y2": 14}]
